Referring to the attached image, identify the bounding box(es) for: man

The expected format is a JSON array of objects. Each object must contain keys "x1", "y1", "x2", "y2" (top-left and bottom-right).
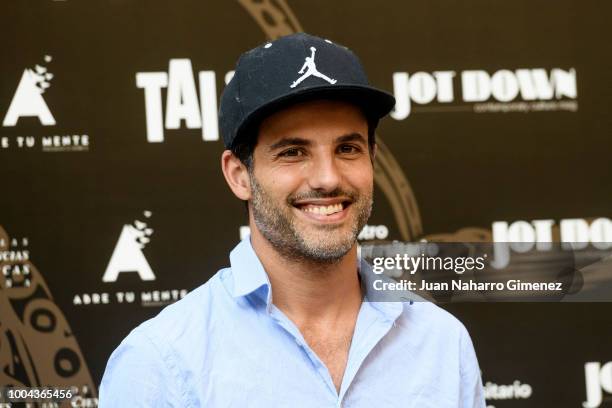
[{"x1": 100, "y1": 32, "x2": 485, "y2": 407}]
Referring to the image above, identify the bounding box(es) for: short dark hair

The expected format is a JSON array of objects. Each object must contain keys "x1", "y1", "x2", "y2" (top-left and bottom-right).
[{"x1": 230, "y1": 110, "x2": 379, "y2": 170}]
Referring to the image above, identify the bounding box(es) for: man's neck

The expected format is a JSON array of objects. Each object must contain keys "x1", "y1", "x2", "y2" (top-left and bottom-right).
[{"x1": 249, "y1": 227, "x2": 363, "y2": 326}]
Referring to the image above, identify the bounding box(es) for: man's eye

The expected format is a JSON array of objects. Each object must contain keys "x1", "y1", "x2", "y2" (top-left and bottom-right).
[
  {"x1": 338, "y1": 144, "x2": 360, "y2": 154},
  {"x1": 279, "y1": 148, "x2": 303, "y2": 157}
]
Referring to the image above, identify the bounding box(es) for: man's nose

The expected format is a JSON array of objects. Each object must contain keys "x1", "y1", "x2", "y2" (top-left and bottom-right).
[{"x1": 307, "y1": 153, "x2": 342, "y2": 192}]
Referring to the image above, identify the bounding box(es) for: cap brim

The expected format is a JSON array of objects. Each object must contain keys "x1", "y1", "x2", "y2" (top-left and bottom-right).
[{"x1": 232, "y1": 84, "x2": 396, "y2": 149}]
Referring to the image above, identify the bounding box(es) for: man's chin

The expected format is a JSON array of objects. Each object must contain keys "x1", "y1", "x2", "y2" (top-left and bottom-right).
[
  {"x1": 295, "y1": 245, "x2": 353, "y2": 264},
  {"x1": 297, "y1": 223, "x2": 356, "y2": 242},
  {"x1": 295, "y1": 233, "x2": 357, "y2": 262}
]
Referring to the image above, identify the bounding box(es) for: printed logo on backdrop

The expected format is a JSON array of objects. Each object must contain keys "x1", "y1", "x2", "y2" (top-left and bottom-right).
[
  {"x1": 136, "y1": 59, "x2": 222, "y2": 143},
  {"x1": 584, "y1": 361, "x2": 612, "y2": 408},
  {"x1": 102, "y1": 210, "x2": 156, "y2": 283},
  {"x1": 390, "y1": 68, "x2": 578, "y2": 120},
  {"x1": 0, "y1": 225, "x2": 97, "y2": 402},
  {"x1": 3, "y1": 55, "x2": 55, "y2": 127},
  {"x1": 72, "y1": 211, "x2": 188, "y2": 308},
  {"x1": 1, "y1": 55, "x2": 90, "y2": 152},
  {"x1": 484, "y1": 379, "x2": 533, "y2": 408},
  {"x1": 416, "y1": 216, "x2": 611, "y2": 301},
  {"x1": 490, "y1": 217, "x2": 612, "y2": 269}
]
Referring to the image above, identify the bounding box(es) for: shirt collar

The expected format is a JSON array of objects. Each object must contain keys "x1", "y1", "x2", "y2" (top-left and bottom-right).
[
  {"x1": 229, "y1": 235, "x2": 272, "y2": 305},
  {"x1": 229, "y1": 236, "x2": 405, "y2": 321},
  {"x1": 358, "y1": 258, "x2": 405, "y2": 320}
]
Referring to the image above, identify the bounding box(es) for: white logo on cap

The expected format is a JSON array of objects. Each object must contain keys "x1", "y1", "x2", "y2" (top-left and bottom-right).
[{"x1": 290, "y1": 46, "x2": 337, "y2": 88}]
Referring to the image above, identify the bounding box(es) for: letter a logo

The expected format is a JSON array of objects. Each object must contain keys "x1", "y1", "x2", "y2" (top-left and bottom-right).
[
  {"x1": 102, "y1": 225, "x2": 156, "y2": 282},
  {"x1": 3, "y1": 61, "x2": 56, "y2": 126}
]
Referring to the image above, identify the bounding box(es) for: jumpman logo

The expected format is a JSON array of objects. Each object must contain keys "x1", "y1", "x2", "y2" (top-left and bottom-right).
[{"x1": 290, "y1": 46, "x2": 337, "y2": 88}]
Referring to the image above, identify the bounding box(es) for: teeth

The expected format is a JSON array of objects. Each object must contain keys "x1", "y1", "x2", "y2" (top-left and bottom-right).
[{"x1": 302, "y1": 203, "x2": 343, "y2": 215}]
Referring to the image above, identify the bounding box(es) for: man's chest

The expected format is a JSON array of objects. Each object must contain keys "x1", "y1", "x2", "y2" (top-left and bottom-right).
[
  {"x1": 172, "y1": 304, "x2": 467, "y2": 408},
  {"x1": 302, "y1": 327, "x2": 354, "y2": 391},
  {"x1": 185, "y1": 326, "x2": 462, "y2": 408}
]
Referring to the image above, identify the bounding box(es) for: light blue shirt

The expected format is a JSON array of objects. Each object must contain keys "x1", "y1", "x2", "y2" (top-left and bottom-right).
[{"x1": 100, "y1": 237, "x2": 485, "y2": 407}]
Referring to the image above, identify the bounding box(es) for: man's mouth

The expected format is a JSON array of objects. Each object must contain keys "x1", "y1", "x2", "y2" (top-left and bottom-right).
[
  {"x1": 301, "y1": 203, "x2": 344, "y2": 215},
  {"x1": 292, "y1": 200, "x2": 352, "y2": 217}
]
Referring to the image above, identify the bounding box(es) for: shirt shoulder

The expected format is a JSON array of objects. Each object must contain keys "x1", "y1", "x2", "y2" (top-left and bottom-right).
[
  {"x1": 137, "y1": 267, "x2": 232, "y2": 342},
  {"x1": 397, "y1": 301, "x2": 485, "y2": 407},
  {"x1": 99, "y1": 268, "x2": 233, "y2": 407},
  {"x1": 393, "y1": 302, "x2": 478, "y2": 379},
  {"x1": 99, "y1": 325, "x2": 184, "y2": 407},
  {"x1": 399, "y1": 301, "x2": 468, "y2": 337}
]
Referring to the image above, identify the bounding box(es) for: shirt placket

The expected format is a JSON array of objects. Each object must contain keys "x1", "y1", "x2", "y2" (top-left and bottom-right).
[
  {"x1": 268, "y1": 305, "x2": 340, "y2": 404},
  {"x1": 337, "y1": 301, "x2": 401, "y2": 406},
  {"x1": 267, "y1": 301, "x2": 402, "y2": 408}
]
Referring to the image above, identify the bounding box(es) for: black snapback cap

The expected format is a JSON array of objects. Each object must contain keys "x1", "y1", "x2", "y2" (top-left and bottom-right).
[{"x1": 219, "y1": 32, "x2": 396, "y2": 149}]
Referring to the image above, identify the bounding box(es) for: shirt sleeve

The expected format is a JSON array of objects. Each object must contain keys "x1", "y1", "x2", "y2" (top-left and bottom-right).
[
  {"x1": 99, "y1": 328, "x2": 185, "y2": 408},
  {"x1": 459, "y1": 325, "x2": 486, "y2": 408}
]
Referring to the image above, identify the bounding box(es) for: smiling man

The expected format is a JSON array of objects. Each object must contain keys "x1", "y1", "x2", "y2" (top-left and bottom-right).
[{"x1": 100, "y1": 33, "x2": 485, "y2": 407}]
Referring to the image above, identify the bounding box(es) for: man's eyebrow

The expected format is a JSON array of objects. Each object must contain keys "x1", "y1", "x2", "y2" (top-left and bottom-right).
[
  {"x1": 267, "y1": 133, "x2": 367, "y2": 152},
  {"x1": 336, "y1": 132, "x2": 367, "y2": 145},
  {"x1": 268, "y1": 137, "x2": 311, "y2": 152}
]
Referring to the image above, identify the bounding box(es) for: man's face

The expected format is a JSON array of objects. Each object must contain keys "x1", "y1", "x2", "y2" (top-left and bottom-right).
[{"x1": 248, "y1": 99, "x2": 374, "y2": 263}]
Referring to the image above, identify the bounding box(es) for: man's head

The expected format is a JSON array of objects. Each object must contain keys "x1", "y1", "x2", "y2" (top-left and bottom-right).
[
  {"x1": 218, "y1": 33, "x2": 395, "y2": 263},
  {"x1": 222, "y1": 99, "x2": 374, "y2": 263}
]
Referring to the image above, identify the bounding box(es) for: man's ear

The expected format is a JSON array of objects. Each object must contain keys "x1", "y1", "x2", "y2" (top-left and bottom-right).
[
  {"x1": 370, "y1": 142, "x2": 378, "y2": 163},
  {"x1": 221, "y1": 150, "x2": 251, "y2": 200}
]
